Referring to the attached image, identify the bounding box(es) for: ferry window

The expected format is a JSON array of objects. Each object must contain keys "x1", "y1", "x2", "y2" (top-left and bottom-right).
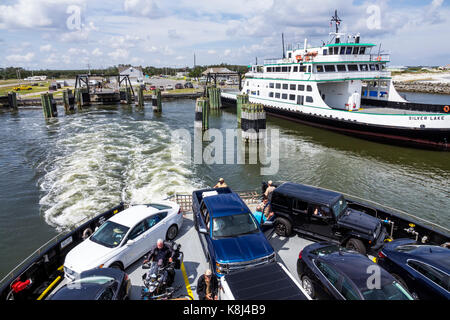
[
  {"x1": 360, "y1": 64, "x2": 368, "y2": 72},
  {"x1": 348, "y1": 64, "x2": 359, "y2": 72},
  {"x1": 346, "y1": 47, "x2": 353, "y2": 55},
  {"x1": 375, "y1": 64, "x2": 380, "y2": 71},
  {"x1": 323, "y1": 49, "x2": 328, "y2": 55},
  {"x1": 275, "y1": 93, "x2": 280, "y2": 98},
  {"x1": 334, "y1": 47, "x2": 339, "y2": 55},
  {"x1": 307, "y1": 66, "x2": 311, "y2": 73},
  {"x1": 325, "y1": 65, "x2": 336, "y2": 72},
  {"x1": 269, "y1": 83, "x2": 274, "y2": 88},
  {"x1": 269, "y1": 92, "x2": 274, "y2": 98},
  {"x1": 293, "y1": 66, "x2": 298, "y2": 72},
  {"x1": 282, "y1": 93, "x2": 288, "y2": 100},
  {"x1": 299, "y1": 66, "x2": 306, "y2": 72},
  {"x1": 353, "y1": 47, "x2": 359, "y2": 55},
  {"x1": 370, "y1": 64, "x2": 376, "y2": 71},
  {"x1": 306, "y1": 96, "x2": 313, "y2": 103},
  {"x1": 275, "y1": 67, "x2": 281, "y2": 72},
  {"x1": 381, "y1": 64, "x2": 386, "y2": 70},
  {"x1": 297, "y1": 95, "x2": 304, "y2": 105},
  {"x1": 276, "y1": 83, "x2": 281, "y2": 89},
  {"x1": 290, "y1": 84, "x2": 296, "y2": 90},
  {"x1": 340, "y1": 47, "x2": 346, "y2": 55},
  {"x1": 316, "y1": 65, "x2": 324, "y2": 72},
  {"x1": 288, "y1": 52, "x2": 292, "y2": 58},
  {"x1": 289, "y1": 94, "x2": 296, "y2": 101},
  {"x1": 360, "y1": 47, "x2": 366, "y2": 55},
  {"x1": 337, "y1": 65, "x2": 347, "y2": 72},
  {"x1": 306, "y1": 85, "x2": 312, "y2": 92},
  {"x1": 267, "y1": 67, "x2": 272, "y2": 72},
  {"x1": 282, "y1": 66, "x2": 289, "y2": 72},
  {"x1": 282, "y1": 84, "x2": 288, "y2": 90},
  {"x1": 298, "y1": 84, "x2": 305, "y2": 91}
]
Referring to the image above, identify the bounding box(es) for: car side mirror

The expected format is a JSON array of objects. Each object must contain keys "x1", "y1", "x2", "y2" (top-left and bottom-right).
[
  {"x1": 199, "y1": 227, "x2": 208, "y2": 235},
  {"x1": 126, "y1": 239, "x2": 135, "y2": 246}
]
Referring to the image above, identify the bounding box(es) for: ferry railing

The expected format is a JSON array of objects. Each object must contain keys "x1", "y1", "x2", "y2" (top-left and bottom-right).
[
  {"x1": 314, "y1": 54, "x2": 390, "y2": 63},
  {"x1": 175, "y1": 190, "x2": 261, "y2": 213},
  {"x1": 312, "y1": 71, "x2": 391, "y2": 81}
]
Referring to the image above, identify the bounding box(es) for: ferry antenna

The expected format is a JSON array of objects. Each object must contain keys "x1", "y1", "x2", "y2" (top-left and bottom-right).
[{"x1": 331, "y1": 9, "x2": 342, "y2": 34}]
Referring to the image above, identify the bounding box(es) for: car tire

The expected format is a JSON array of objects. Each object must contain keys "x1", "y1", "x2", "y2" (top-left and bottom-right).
[
  {"x1": 166, "y1": 224, "x2": 178, "y2": 241},
  {"x1": 110, "y1": 262, "x2": 124, "y2": 271},
  {"x1": 345, "y1": 238, "x2": 366, "y2": 255},
  {"x1": 274, "y1": 217, "x2": 292, "y2": 237},
  {"x1": 301, "y1": 275, "x2": 315, "y2": 299}
]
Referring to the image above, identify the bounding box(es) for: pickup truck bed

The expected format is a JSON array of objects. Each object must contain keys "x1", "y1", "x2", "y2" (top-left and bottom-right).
[{"x1": 220, "y1": 262, "x2": 310, "y2": 300}]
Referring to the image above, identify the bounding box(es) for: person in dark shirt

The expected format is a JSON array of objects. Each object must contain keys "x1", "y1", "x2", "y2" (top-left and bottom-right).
[
  {"x1": 196, "y1": 269, "x2": 220, "y2": 300},
  {"x1": 143, "y1": 239, "x2": 176, "y2": 285}
]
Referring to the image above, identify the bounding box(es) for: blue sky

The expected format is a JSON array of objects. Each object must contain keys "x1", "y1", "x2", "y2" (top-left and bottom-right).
[{"x1": 0, "y1": 0, "x2": 449, "y2": 69}]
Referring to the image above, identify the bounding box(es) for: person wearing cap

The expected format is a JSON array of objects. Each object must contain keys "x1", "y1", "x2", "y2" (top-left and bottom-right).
[
  {"x1": 196, "y1": 269, "x2": 220, "y2": 300},
  {"x1": 214, "y1": 178, "x2": 228, "y2": 189},
  {"x1": 264, "y1": 180, "x2": 276, "y2": 200}
]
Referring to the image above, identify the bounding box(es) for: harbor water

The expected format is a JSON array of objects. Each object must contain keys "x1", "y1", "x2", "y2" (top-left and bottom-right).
[{"x1": 0, "y1": 92, "x2": 449, "y2": 279}]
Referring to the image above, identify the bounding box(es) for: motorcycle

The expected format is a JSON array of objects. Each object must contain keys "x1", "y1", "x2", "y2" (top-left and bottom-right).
[{"x1": 141, "y1": 241, "x2": 184, "y2": 300}]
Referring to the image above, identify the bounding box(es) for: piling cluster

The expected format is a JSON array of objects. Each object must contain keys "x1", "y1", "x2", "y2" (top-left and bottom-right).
[
  {"x1": 195, "y1": 97, "x2": 209, "y2": 131},
  {"x1": 62, "y1": 89, "x2": 75, "y2": 113},
  {"x1": 75, "y1": 88, "x2": 90, "y2": 110},
  {"x1": 241, "y1": 103, "x2": 266, "y2": 141},
  {"x1": 236, "y1": 94, "x2": 249, "y2": 124},
  {"x1": 41, "y1": 93, "x2": 58, "y2": 118},
  {"x1": 207, "y1": 87, "x2": 222, "y2": 109},
  {"x1": 150, "y1": 89, "x2": 162, "y2": 112}
]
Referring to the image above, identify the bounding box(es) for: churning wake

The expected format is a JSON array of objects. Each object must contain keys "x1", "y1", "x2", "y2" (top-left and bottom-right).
[{"x1": 38, "y1": 111, "x2": 201, "y2": 231}]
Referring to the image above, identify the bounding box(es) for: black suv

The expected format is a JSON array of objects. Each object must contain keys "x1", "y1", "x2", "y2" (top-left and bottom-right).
[{"x1": 268, "y1": 182, "x2": 387, "y2": 255}]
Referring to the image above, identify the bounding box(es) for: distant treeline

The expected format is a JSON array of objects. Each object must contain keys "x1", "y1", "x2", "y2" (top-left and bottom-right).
[{"x1": 0, "y1": 63, "x2": 249, "y2": 80}]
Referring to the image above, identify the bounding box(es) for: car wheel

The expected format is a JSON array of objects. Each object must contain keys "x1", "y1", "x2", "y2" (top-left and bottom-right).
[
  {"x1": 166, "y1": 224, "x2": 178, "y2": 241},
  {"x1": 274, "y1": 217, "x2": 292, "y2": 237},
  {"x1": 345, "y1": 238, "x2": 366, "y2": 255},
  {"x1": 302, "y1": 275, "x2": 315, "y2": 299},
  {"x1": 110, "y1": 262, "x2": 124, "y2": 271}
]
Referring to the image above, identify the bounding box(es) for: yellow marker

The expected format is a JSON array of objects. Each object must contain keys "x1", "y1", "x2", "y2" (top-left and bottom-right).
[
  {"x1": 409, "y1": 223, "x2": 415, "y2": 228},
  {"x1": 372, "y1": 257, "x2": 377, "y2": 263},
  {"x1": 113, "y1": 210, "x2": 118, "y2": 214},
  {"x1": 180, "y1": 262, "x2": 194, "y2": 300},
  {"x1": 37, "y1": 276, "x2": 62, "y2": 300}
]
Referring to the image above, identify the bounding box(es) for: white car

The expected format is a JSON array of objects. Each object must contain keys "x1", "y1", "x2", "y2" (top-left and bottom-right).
[
  {"x1": 64, "y1": 202, "x2": 182, "y2": 281},
  {"x1": 166, "y1": 85, "x2": 174, "y2": 90}
]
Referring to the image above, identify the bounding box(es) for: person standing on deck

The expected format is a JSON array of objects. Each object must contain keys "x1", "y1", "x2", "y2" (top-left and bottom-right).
[
  {"x1": 197, "y1": 269, "x2": 220, "y2": 300},
  {"x1": 214, "y1": 178, "x2": 228, "y2": 189},
  {"x1": 264, "y1": 181, "x2": 276, "y2": 201}
]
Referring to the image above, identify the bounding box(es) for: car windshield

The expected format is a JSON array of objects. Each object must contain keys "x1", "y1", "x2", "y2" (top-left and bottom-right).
[
  {"x1": 212, "y1": 213, "x2": 259, "y2": 239},
  {"x1": 332, "y1": 197, "x2": 348, "y2": 218},
  {"x1": 90, "y1": 221, "x2": 129, "y2": 248},
  {"x1": 361, "y1": 281, "x2": 414, "y2": 300}
]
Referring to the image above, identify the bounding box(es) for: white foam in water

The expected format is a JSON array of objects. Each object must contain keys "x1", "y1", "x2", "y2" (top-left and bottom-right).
[{"x1": 38, "y1": 115, "x2": 202, "y2": 231}]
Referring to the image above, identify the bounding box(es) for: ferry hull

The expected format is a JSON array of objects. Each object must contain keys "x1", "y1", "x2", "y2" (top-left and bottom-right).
[
  {"x1": 222, "y1": 96, "x2": 449, "y2": 151},
  {"x1": 265, "y1": 105, "x2": 449, "y2": 151}
]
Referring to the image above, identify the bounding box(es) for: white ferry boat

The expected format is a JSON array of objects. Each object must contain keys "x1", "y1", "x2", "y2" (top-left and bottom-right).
[{"x1": 222, "y1": 11, "x2": 450, "y2": 150}]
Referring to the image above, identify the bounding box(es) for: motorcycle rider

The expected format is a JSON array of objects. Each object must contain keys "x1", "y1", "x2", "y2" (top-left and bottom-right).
[{"x1": 143, "y1": 239, "x2": 176, "y2": 285}]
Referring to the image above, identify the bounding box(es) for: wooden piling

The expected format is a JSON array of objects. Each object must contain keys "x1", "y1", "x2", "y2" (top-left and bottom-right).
[
  {"x1": 208, "y1": 87, "x2": 222, "y2": 109},
  {"x1": 126, "y1": 87, "x2": 133, "y2": 105},
  {"x1": 195, "y1": 97, "x2": 209, "y2": 131},
  {"x1": 236, "y1": 94, "x2": 249, "y2": 124},
  {"x1": 241, "y1": 103, "x2": 265, "y2": 142},
  {"x1": 41, "y1": 93, "x2": 57, "y2": 118},
  {"x1": 7, "y1": 92, "x2": 18, "y2": 109},
  {"x1": 136, "y1": 86, "x2": 145, "y2": 108},
  {"x1": 63, "y1": 89, "x2": 75, "y2": 112},
  {"x1": 151, "y1": 89, "x2": 162, "y2": 112}
]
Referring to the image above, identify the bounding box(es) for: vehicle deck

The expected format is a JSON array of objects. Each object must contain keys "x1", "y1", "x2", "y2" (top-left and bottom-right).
[
  {"x1": 358, "y1": 106, "x2": 441, "y2": 115},
  {"x1": 47, "y1": 208, "x2": 315, "y2": 300}
]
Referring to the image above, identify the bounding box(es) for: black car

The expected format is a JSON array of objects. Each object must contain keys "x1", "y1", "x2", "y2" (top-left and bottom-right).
[
  {"x1": 49, "y1": 268, "x2": 131, "y2": 300},
  {"x1": 175, "y1": 83, "x2": 183, "y2": 89},
  {"x1": 377, "y1": 238, "x2": 450, "y2": 300},
  {"x1": 297, "y1": 242, "x2": 414, "y2": 300},
  {"x1": 184, "y1": 82, "x2": 193, "y2": 88},
  {"x1": 268, "y1": 182, "x2": 387, "y2": 254}
]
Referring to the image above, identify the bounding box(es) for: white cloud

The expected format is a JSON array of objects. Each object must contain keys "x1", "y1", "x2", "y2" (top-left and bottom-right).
[
  {"x1": 92, "y1": 48, "x2": 103, "y2": 56},
  {"x1": 108, "y1": 48, "x2": 130, "y2": 60},
  {"x1": 40, "y1": 44, "x2": 52, "y2": 52},
  {"x1": 207, "y1": 50, "x2": 217, "y2": 55},
  {"x1": 123, "y1": 0, "x2": 164, "y2": 18},
  {"x1": 6, "y1": 52, "x2": 35, "y2": 63}
]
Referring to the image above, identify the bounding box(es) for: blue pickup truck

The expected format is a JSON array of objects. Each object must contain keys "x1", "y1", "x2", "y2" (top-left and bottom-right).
[{"x1": 192, "y1": 187, "x2": 276, "y2": 277}]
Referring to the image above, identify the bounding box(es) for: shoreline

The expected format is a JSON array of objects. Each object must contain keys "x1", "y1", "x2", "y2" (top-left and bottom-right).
[{"x1": 394, "y1": 82, "x2": 450, "y2": 95}]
